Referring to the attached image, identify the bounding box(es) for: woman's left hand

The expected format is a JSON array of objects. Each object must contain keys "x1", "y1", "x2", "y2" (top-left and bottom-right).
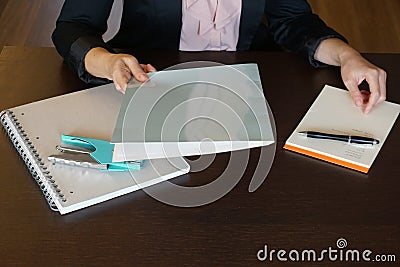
[
  {"x1": 339, "y1": 51, "x2": 386, "y2": 114},
  {"x1": 315, "y1": 38, "x2": 386, "y2": 114}
]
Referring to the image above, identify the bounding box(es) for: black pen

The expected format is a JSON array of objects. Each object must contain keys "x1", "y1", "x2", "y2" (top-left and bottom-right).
[{"x1": 298, "y1": 131, "x2": 380, "y2": 145}]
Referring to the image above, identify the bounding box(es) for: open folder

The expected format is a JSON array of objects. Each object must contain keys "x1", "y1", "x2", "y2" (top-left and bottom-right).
[{"x1": 111, "y1": 64, "x2": 275, "y2": 162}]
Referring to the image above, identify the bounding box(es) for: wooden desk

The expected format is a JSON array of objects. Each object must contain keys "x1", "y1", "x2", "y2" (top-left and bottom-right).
[{"x1": 0, "y1": 46, "x2": 399, "y2": 266}]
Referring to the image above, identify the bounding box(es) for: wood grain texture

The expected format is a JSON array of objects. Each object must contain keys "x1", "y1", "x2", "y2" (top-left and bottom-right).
[
  {"x1": 308, "y1": 0, "x2": 400, "y2": 53},
  {"x1": 0, "y1": 0, "x2": 399, "y2": 52},
  {"x1": 0, "y1": 0, "x2": 7, "y2": 16},
  {"x1": 0, "y1": 0, "x2": 50, "y2": 46}
]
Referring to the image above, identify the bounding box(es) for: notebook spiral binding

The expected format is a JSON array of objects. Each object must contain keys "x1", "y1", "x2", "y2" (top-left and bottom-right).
[{"x1": 0, "y1": 110, "x2": 66, "y2": 211}]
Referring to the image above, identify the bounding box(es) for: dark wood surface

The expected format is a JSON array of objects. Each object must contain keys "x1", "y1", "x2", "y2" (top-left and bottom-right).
[{"x1": 0, "y1": 46, "x2": 399, "y2": 266}]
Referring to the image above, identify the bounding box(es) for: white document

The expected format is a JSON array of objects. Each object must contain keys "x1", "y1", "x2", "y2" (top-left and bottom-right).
[
  {"x1": 284, "y1": 85, "x2": 400, "y2": 173},
  {"x1": 111, "y1": 64, "x2": 275, "y2": 162}
]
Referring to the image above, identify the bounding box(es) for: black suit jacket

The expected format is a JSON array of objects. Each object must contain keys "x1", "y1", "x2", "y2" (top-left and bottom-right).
[{"x1": 52, "y1": 0, "x2": 346, "y2": 84}]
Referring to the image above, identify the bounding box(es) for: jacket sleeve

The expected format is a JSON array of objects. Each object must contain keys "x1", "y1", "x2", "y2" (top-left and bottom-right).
[
  {"x1": 265, "y1": 0, "x2": 347, "y2": 67},
  {"x1": 52, "y1": 0, "x2": 115, "y2": 84}
]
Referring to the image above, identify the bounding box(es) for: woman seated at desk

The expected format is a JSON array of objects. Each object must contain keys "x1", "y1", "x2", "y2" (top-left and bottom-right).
[{"x1": 52, "y1": 0, "x2": 386, "y2": 114}]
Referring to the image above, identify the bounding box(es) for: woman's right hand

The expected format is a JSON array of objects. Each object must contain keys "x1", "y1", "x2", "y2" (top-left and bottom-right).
[{"x1": 84, "y1": 47, "x2": 156, "y2": 93}]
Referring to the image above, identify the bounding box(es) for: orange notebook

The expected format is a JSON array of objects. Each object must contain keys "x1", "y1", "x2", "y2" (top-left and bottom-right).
[{"x1": 284, "y1": 85, "x2": 400, "y2": 173}]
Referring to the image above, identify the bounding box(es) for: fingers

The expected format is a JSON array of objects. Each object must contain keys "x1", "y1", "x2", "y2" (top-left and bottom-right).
[
  {"x1": 113, "y1": 68, "x2": 131, "y2": 94},
  {"x1": 341, "y1": 54, "x2": 387, "y2": 114},
  {"x1": 360, "y1": 90, "x2": 370, "y2": 105},
  {"x1": 86, "y1": 50, "x2": 155, "y2": 94},
  {"x1": 108, "y1": 54, "x2": 156, "y2": 94},
  {"x1": 378, "y1": 69, "x2": 387, "y2": 103},
  {"x1": 364, "y1": 68, "x2": 386, "y2": 114},
  {"x1": 123, "y1": 57, "x2": 149, "y2": 83},
  {"x1": 141, "y1": 63, "x2": 157, "y2": 72},
  {"x1": 147, "y1": 64, "x2": 157, "y2": 72},
  {"x1": 344, "y1": 79, "x2": 364, "y2": 107}
]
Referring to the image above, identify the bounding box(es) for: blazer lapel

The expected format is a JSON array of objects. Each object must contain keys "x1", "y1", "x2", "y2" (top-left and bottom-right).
[
  {"x1": 153, "y1": 0, "x2": 183, "y2": 49},
  {"x1": 237, "y1": 0, "x2": 266, "y2": 50}
]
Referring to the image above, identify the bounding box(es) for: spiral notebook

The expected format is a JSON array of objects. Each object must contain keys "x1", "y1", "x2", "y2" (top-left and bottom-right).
[{"x1": 0, "y1": 84, "x2": 190, "y2": 215}]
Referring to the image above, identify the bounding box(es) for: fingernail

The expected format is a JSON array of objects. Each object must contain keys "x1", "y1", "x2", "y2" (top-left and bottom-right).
[
  {"x1": 356, "y1": 98, "x2": 363, "y2": 106},
  {"x1": 138, "y1": 74, "x2": 148, "y2": 81}
]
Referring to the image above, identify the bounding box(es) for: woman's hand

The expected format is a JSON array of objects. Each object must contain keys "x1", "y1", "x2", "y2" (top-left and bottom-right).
[
  {"x1": 315, "y1": 38, "x2": 386, "y2": 114},
  {"x1": 85, "y1": 47, "x2": 156, "y2": 93},
  {"x1": 339, "y1": 50, "x2": 386, "y2": 114}
]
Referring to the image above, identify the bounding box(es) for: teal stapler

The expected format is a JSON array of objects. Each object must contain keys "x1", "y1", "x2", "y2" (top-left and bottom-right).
[{"x1": 48, "y1": 135, "x2": 144, "y2": 171}]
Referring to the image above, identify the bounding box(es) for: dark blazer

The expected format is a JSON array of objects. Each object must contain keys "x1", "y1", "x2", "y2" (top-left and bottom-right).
[{"x1": 52, "y1": 0, "x2": 346, "y2": 84}]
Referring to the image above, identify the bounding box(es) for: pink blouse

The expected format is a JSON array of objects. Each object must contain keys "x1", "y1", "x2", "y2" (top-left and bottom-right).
[{"x1": 179, "y1": 0, "x2": 242, "y2": 51}]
